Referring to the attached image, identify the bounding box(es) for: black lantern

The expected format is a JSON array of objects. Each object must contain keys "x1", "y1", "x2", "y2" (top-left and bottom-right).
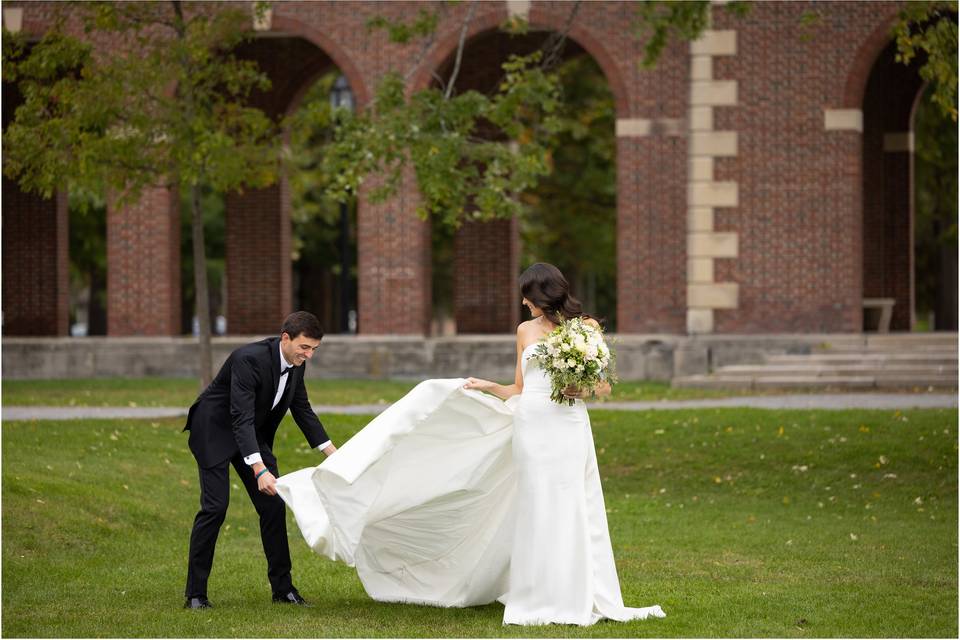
[{"x1": 329, "y1": 74, "x2": 354, "y2": 113}]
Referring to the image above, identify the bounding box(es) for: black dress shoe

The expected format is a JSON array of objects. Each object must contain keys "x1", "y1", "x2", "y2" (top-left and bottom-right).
[
  {"x1": 184, "y1": 596, "x2": 213, "y2": 609},
  {"x1": 272, "y1": 589, "x2": 309, "y2": 605}
]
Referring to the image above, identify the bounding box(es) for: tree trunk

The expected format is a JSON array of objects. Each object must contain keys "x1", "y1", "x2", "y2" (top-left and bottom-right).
[{"x1": 191, "y1": 183, "x2": 213, "y2": 388}]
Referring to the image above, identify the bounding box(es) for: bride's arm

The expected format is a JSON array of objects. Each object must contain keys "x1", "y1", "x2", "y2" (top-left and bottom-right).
[{"x1": 463, "y1": 330, "x2": 525, "y2": 400}]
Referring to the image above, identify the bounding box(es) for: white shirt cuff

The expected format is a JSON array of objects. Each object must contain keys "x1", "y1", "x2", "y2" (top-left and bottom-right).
[
  {"x1": 244, "y1": 452, "x2": 263, "y2": 466},
  {"x1": 316, "y1": 441, "x2": 332, "y2": 452}
]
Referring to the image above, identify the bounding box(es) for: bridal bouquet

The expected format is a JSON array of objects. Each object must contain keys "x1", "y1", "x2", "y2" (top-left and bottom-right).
[{"x1": 532, "y1": 316, "x2": 616, "y2": 406}]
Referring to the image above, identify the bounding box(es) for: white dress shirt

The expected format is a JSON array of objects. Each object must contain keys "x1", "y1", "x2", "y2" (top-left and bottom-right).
[{"x1": 244, "y1": 343, "x2": 331, "y2": 467}]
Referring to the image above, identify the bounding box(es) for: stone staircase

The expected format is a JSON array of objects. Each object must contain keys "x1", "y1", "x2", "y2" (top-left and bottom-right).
[{"x1": 673, "y1": 333, "x2": 959, "y2": 390}]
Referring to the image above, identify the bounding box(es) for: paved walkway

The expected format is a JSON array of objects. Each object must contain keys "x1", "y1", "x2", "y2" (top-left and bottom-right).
[{"x1": 3, "y1": 393, "x2": 956, "y2": 421}]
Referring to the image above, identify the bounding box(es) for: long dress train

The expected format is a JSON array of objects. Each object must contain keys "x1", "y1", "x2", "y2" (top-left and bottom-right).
[{"x1": 276, "y1": 344, "x2": 665, "y2": 625}]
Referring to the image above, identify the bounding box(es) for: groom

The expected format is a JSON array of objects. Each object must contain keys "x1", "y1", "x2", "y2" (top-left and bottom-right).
[{"x1": 183, "y1": 311, "x2": 336, "y2": 609}]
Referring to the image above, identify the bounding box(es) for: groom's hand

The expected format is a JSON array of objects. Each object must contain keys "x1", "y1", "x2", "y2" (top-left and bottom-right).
[{"x1": 252, "y1": 463, "x2": 278, "y2": 496}]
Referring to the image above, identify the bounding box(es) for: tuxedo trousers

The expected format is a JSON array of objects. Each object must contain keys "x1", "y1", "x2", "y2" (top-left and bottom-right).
[{"x1": 185, "y1": 452, "x2": 293, "y2": 598}]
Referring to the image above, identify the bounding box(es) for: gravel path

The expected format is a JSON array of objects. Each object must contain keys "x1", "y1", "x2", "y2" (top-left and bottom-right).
[{"x1": 3, "y1": 393, "x2": 956, "y2": 421}]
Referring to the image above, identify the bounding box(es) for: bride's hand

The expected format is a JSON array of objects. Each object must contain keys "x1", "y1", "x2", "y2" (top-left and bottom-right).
[
  {"x1": 563, "y1": 384, "x2": 588, "y2": 399},
  {"x1": 463, "y1": 377, "x2": 494, "y2": 392}
]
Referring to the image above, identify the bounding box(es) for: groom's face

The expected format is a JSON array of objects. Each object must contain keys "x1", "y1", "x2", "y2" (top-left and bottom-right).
[{"x1": 281, "y1": 332, "x2": 321, "y2": 366}]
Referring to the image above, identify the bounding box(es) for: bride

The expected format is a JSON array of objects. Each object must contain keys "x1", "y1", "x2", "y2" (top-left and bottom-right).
[{"x1": 276, "y1": 263, "x2": 665, "y2": 626}]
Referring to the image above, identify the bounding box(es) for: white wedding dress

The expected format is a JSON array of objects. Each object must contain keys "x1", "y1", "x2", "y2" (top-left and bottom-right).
[{"x1": 276, "y1": 343, "x2": 665, "y2": 626}]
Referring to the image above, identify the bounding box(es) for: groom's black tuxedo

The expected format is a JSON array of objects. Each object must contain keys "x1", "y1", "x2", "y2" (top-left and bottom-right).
[
  {"x1": 183, "y1": 336, "x2": 329, "y2": 600},
  {"x1": 185, "y1": 337, "x2": 329, "y2": 468}
]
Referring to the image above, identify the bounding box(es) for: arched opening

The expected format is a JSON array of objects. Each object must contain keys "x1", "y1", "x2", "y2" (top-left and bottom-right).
[
  {"x1": 426, "y1": 27, "x2": 617, "y2": 334},
  {"x1": 287, "y1": 72, "x2": 359, "y2": 335},
  {"x1": 67, "y1": 191, "x2": 107, "y2": 336},
  {"x1": 913, "y1": 84, "x2": 958, "y2": 331},
  {"x1": 1, "y1": 43, "x2": 70, "y2": 337},
  {"x1": 860, "y1": 38, "x2": 956, "y2": 331},
  {"x1": 216, "y1": 34, "x2": 361, "y2": 335}
]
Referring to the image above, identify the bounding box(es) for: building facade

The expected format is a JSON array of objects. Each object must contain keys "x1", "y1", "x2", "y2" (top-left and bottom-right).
[{"x1": 1, "y1": 1, "x2": 929, "y2": 336}]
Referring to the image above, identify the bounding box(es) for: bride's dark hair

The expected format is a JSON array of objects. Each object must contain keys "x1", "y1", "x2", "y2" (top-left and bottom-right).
[{"x1": 519, "y1": 263, "x2": 588, "y2": 325}]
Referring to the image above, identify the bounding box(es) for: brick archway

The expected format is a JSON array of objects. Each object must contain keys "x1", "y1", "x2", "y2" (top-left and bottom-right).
[
  {"x1": 859, "y1": 39, "x2": 925, "y2": 331},
  {"x1": 839, "y1": 9, "x2": 928, "y2": 332},
  {"x1": 410, "y1": 5, "x2": 630, "y2": 334},
  {"x1": 222, "y1": 20, "x2": 374, "y2": 335}
]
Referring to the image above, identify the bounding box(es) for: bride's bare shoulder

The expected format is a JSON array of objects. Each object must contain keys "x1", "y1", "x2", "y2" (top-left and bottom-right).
[{"x1": 516, "y1": 319, "x2": 537, "y2": 337}]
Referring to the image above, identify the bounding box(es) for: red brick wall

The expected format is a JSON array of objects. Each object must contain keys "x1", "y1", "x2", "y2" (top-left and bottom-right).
[
  {"x1": 711, "y1": 1, "x2": 903, "y2": 333},
  {"x1": 1, "y1": 178, "x2": 69, "y2": 336},
  {"x1": 225, "y1": 183, "x2": 292, "y2": 334},
  {"x1": 5, "y1": 0, "x2": 921, "y2": 336},
  {"x1": 356, "y1": 168, "x2": 432, "y2": 335},
  {"x1": 106, "y1": 188, "x2": 181, "y2": 335},
  {"x1": 454, "y1": 218, "x2": 520, "y2": 333}
]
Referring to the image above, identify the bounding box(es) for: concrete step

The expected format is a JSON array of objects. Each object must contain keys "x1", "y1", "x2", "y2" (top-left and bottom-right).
[
  {"x1": 819, "y1": 344, "x2": 958, "y2": 353},
  {"x1": 672, "y1": 374, "x2": 957, "y2": 390},
  {"x1": 813, "y1": 335, "x2": 957, "y2": 351},
  {"x1": 718, "y1": 367, "x2": 957, "y2": 378},
  {"x1": 768, "y1": 353, "x2": 956, "y2": 365}
]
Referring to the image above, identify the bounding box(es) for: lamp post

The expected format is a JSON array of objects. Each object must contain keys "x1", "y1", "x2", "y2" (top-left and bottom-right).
[{"x1": 330, "y1": 75, "x2": 354, "y2": 333}]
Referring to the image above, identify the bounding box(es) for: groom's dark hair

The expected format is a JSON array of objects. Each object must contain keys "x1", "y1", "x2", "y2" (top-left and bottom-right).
[{"x1": 281, "y1": 311, "x2": 324, "y2": 341}]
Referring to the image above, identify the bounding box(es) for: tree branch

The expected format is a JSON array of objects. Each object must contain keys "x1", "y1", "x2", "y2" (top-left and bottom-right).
[
  {"x1": 540, "y1": 0, "x2": 581, "y2": 71},
  {"x1": 444, "y1": 0, "x2": 478, "y2": 100}
]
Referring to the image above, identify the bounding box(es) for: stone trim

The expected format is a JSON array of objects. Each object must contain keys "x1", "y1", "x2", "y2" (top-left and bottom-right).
[
  {"x1": 615, "y1": 118, "x2": 652, "y2": 137},
  {"x1": 688, "y1": 232, "x2": 739, "y2": 258},
  {"x1": 688, "y1": 258, "x2": 715, "y2": 282},
  {"x1": 616, "y1": 118, "x2": 684, "y2": 138},
  {"x1": 689, "y1": 181, "x2": 739, "y2": 207},
  {"x1": 883, "y1": 132, "x2": 914, "y2": 153},
  {"x1": 686, "y1": 20, "x2": 740, "y2": 334},
  {"x1": 3, "y1": 7, "x2": 23, "y2": 33},
  {"x1": 824, "y1": 108, "x2": 863, "y2": 132},
  {"x1": 690, "y1": 30, "x2": 737, "y2": 56},
  {"x1": 687, "y1": 207, "x2": 715, "y2": 232},
  {"x1": 688, "y1": 283, "x2": 739, "y2": 309},
  {"x1": 690, "y1": 56, "x2": 713, "y2": 80},
  {"x1": 689, "y1": 106, "x2": 714, "y2": 131},
  {"x1": 690, "y1": 131, "x2": 738, "y2": 157},
  {"x1": 690, "y1": 80, "x2": 738, "y2": 106},
  {"x1": 689, "y1": 158, "x2": 714, "y2": 182},
  {"x1": 686, "y1": 309, "x2": 715, "y2": 334},
  {"x1": 252, "y1": 3, "x2": 272, "y2": 30},
  {"x1": 506, "y1": 0, "x2": 531, "y2": 20}
]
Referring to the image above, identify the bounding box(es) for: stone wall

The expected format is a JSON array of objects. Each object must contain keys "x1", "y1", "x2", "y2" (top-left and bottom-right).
[{"x1": 2, "y1": 333, "x2": 876, "y2": 382}]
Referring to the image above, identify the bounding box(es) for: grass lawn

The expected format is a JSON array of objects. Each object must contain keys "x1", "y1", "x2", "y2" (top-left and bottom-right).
[
  {"x1": 1, "y1": 378, "x2": 746, "y2": 407},
  {"x1": 2, "y1": 408, "x2": 956, "y2": 637}
]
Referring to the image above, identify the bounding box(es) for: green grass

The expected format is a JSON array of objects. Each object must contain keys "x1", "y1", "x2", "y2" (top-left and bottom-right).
[
  {"x1": 1, "y1": 378, "x2": 745, "y2": 407},
  {"x1": 1, "y1": 378, "x2": 420, "y2": 407},
  {"x1": 3, "y1": 408, "x2": 957, "y2": 637}
]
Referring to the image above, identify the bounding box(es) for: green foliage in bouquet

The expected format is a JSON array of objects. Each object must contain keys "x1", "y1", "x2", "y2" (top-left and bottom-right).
[{"x1": 532, "y1": 317, "x2": 616, "y2": 406}]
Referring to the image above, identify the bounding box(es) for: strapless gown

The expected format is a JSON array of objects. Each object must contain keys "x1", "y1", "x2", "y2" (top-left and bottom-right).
[{"x1": 276, "y1": 343, "x2": 665, "y2": 626}]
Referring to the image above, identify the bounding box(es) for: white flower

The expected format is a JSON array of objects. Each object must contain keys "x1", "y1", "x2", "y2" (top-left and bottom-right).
[{"x1": 574, "y1": 336, "x2": 587, "y2": 353}]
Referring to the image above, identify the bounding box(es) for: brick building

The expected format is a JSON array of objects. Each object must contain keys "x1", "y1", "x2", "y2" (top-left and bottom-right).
[{"x1": 1, "y1": 1, "x2": 937, "y2": 336}]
